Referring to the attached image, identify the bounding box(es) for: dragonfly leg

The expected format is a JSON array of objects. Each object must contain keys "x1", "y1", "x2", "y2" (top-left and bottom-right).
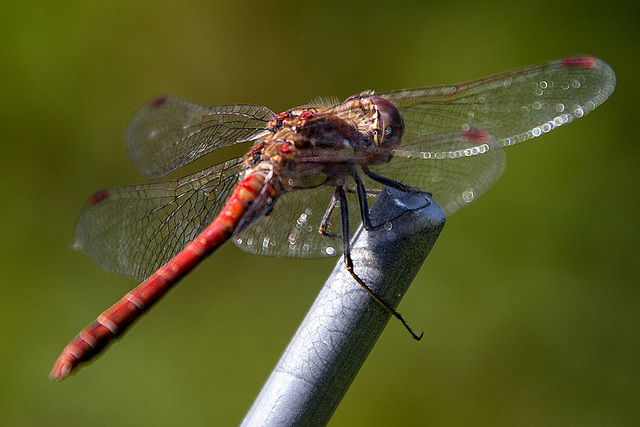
[
  {"x1": 361, "y1": 165, "x2": 430, "y2": 196},
  {"x1": 318, "y1": 189, "x2": 342, "y2": 239},
  {"x1": 336, "y1": 185, "x2": 423, "y2": 341},
  {"x1": 353, "y1": 173, "x2": 427, "y2": 232}
]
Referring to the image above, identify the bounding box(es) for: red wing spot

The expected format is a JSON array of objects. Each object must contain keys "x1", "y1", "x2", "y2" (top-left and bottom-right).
[
  {"x1": 88, "y1": 190, "x2": 110, "y2": 206},
  {"x1": 562, "y1": 56, "x2": 597, "y2": 69},
  {"x1": 462, "y1": 128, "x2": 491, "y2": 143},
  {"x1": 275, "y1": 112, "x2": 289, "y2": 120},
  {"x1": 150, "y1": 96, "x2": 168, "y2": 107},
  {"x1": 298, "y1": 111, "x2": 313, "y2": 119}
]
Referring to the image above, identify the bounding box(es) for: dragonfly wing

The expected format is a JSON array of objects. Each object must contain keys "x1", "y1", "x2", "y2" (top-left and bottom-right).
[
  {"x1": 125, "y1": 96, "x2": 274, "y2": 179},
  {"x1": 371, "y1": 56, "x2": 615, "y2": 215},
  {"x1": 382, "y1": 56, "x2": 615, "y2": 154},
  {"x1": 74, "y1": 157, "x2": 246, "y2": 280}
]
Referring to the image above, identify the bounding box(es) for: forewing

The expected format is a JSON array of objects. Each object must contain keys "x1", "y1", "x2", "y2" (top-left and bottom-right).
[
  {"x1": 383, "y1": 56, "x2": 615, "y2": 154},
  {"x1": 125, "y1": 96, "x2": 274, "y2": 179},
  {"x1": 372, "y1": 55, "x2": 615, "y2": 215},
  {"x1": 74, "y1": 157, "x2": 246, "y2": 280}
]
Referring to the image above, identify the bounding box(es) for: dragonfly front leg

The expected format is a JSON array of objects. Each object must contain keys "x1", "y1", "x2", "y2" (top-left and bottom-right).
[
  {"x1": 353, "y1": 173, "x2": 427, "y2": 232},
  {"x1": 361, "y1": 165, "x2": 427, "y2": 195},
  {"x1": 318, "y1": 183, "x2": 380, "y2": 236},
  {"x1": 335, "y1": 185, "x2": 423, "y2": 341}
]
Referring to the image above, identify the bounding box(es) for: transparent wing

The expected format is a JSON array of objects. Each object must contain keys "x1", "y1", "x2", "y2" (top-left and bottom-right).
[
  {"x1": 125, "y1": 96, "x2": 274, "y2": 179},
  {"x1": 74, "y1": 157, "x2": 246, "y2": 280},
  {"x1": 370, "y1": 55, "x2": 615, "y2": 215}
]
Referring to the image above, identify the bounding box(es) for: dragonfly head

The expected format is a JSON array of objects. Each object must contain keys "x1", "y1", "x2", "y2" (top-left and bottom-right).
[
  {"x1": 351, "y1": 95, "x2": 404, "y2": 165},
  {"x1": 361, "y1": 96, "x2": 404, "y2": 148}
]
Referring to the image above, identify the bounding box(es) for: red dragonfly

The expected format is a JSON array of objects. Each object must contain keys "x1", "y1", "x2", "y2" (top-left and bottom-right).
[{"x1": 51, "y1": 56, "x2": 615, "y2": 380}]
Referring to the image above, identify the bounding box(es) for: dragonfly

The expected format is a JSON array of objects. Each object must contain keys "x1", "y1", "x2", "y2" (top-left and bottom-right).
[{"x1": 51, "y1": 55, "x2": 615, "y2": 381}]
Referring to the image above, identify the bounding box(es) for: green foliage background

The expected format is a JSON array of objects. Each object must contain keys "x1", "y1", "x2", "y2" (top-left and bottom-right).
[{"x1": 1, "y1": 1, "x2": 638, "y2": 425}]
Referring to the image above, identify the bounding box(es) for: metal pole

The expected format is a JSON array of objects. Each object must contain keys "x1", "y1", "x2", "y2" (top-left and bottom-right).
[{"x1": 241, "y1": 187, "x2": 446, "y2": 427}]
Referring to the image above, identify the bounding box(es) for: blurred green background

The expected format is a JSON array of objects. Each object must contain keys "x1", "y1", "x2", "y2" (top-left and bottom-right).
[{"x1": 1, "y1": 0, "x2": 638, "y2": 425}]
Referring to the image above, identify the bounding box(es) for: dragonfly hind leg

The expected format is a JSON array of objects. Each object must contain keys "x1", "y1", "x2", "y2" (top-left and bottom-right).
[{"x1": 335, "y1": 185, "x2": 423, "y2": 341}]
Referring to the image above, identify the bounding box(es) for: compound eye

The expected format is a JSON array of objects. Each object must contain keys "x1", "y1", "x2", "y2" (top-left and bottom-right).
[{"x1": 370, "y1": 96, "x2": 403, "y2": 146}]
